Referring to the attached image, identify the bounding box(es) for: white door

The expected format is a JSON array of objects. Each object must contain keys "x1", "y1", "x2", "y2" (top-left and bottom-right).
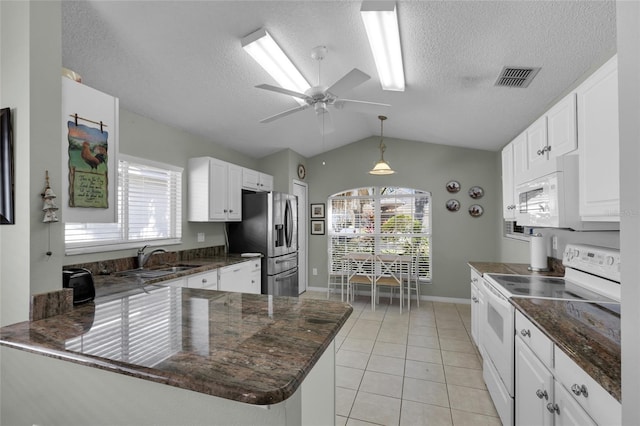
[{"x1": 293, "y1": 180, "x2": 308, "y2": 294}]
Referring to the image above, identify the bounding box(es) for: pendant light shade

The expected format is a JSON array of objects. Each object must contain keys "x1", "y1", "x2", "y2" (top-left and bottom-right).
[{"x1": 369, "y1": 115, "x2": 395, "y2": 175}]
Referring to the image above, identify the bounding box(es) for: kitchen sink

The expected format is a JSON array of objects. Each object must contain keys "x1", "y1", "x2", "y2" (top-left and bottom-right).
[{"x1": 115, "y1": 265, "x2": 200, "y2": 278}]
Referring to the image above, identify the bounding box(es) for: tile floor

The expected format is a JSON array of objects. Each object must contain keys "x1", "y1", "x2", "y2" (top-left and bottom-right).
[{"x1": 301, "y1": 290, "x2": 501, "y2": 426}]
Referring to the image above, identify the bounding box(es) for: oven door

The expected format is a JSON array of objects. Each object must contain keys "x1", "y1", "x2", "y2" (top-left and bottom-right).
[{"x1": 481, "y1": 279, "x2": 515, "y2": 397}]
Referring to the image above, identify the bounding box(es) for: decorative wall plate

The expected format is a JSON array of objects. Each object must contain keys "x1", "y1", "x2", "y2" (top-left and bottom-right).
[
  {"x1": 469, "y1": 204, "x2": 483, "y2": 217},
  {"x1": 446, "y1": 180, "x2": 460, "y2": 193},
  {"x1": 468, "y1": 186, "x2": 484, "y2": 199},
  {"x1": 446, "y1": 199, "x2": 460, "y2": 212}
]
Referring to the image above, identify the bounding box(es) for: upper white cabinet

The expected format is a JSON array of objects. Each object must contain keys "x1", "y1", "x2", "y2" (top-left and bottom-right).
[
  {"x1": 242, "y1": 168, "x2": 273, "y2": 192},
  {"x1": 547, "y1": 93, "x2": 578, "y2": 159},
  {"x1": 525, "y1": 116, "x2": 549, "y2": 171},
  {"x1": 502, "y1": 132, "x2": 528, "y2": 219},
  {"x1": 188, "y1": 157, "x2": 242, "y2": 222},
  {"x1": 577, "y1": 55, "x2": 619, "y2": 221}
]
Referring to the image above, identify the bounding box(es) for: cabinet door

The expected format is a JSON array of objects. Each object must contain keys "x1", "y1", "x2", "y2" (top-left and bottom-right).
[
  {"x1": 259, "y1": 173, "x2": 274, "y2": 192},
  {"x1": 470, "y1": 270, "x2": 483, "y2": 348},
  {"x1": 209, "y1": 159, "x2": 229, "y2": 221},
  {"x1": 515, "y1": 337, "x2": 554, "y2": 426},
  {"x1": 227, "y1": 164, "x2": 243, "y2": 221},
  {"x1": 161, "y1": 278, "x2": 186, "y2": 288},
  {"x1": 526, "y1": 116, "x2": 548, "y2": 170},
  {"x1": 553, "y1": 381, "x2": 597, "y2": 426},
  {"x1": 577, "y1": 55, "x2": 619, "y2": 221},
  {"x1": 512, "y1": 132, "x2": 528, "y2": 185},
  {"x1": 242, "y1": 168, "x2": 260, "y2": 191},
  {"x1": 547, "y1": 93, "x2": 577, "y2": 158},
  {"x1": 501, "y1": 143, "x2": 516, "y2": 219}
]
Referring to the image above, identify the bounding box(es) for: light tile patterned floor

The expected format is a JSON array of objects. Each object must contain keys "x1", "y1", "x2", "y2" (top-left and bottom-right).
[{"x1": 301, "y1": 291, "x2": 501, "y2": 426}]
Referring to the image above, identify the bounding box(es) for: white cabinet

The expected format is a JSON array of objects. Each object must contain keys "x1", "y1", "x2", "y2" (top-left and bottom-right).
[
  {"x1": 242, "y1": 168, "x2": 273, "y2": 192},
  {"x1": 187, "y1": 270, "x2": 218, "y2": 290},
  {"x1": 188, "y1": 157, "x2": 242, "y2": 222},
  {"x1": 515, "y1": 337, "x2": 554, "y2": 426},
  {"x1": 161, "y1": 278, "x2": 186, "y2": 288},
  {"x1": 218, "y1": 260, "x2": 261, "y2": 294},
  {"x1": 514, "y1": 310, "x2": 619, "y2": 426},
  {"x1": 526, "y1": 116, "x2": 549, "y2": 171},
  {"x1": 501, "y1": 132, "x2": 528, "y2": 219},
  {"x1": 470, "y1": 269, "x2": 482, "y2": 347},
  {"x1": 547, "y1": 93, "x2": 578, "y2": 159},
  {"x1": 577, "y1": 55, "x2": 620, "y2": 221}
]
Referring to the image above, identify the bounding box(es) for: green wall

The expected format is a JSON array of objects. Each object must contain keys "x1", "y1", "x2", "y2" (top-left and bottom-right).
[{"x1": 306, "y1": 136, "x2": 501, "y2": 300}]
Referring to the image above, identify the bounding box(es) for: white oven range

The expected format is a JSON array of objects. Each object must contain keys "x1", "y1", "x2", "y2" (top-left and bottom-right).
[{"x1": 480, "y1": 244, "x2": 620, "y2": 425}]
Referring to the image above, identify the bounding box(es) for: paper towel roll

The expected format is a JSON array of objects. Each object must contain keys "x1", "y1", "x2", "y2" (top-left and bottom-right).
[{"x1": 529, "y1": 233, "x2": 548, "y2": 271}]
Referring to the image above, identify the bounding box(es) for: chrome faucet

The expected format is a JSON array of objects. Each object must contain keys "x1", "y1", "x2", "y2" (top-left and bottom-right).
[{"x1": 137, "y1": 245, "x2": 167, "y2": 269}]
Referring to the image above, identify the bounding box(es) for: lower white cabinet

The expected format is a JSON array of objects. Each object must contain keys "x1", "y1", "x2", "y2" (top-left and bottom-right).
[
  {"x1": 470, "y1": 269, "x2": 482, "y2": 347},
  {"x1": 218, "y1": 260, "x2": 261, "y2": 294},
  {"x1": 161, "y1": 278, "x2": 185, "y2": 288},
  {"x1": 514, "y1": 311, "x2": 619, "y2": 426},
  {"x1": 187, "y1": 270, "x2": 218, "y2": 290}
]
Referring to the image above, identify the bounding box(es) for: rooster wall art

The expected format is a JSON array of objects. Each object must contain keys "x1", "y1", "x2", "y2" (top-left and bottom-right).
[{"x1": 66, "y1": 121, "x2": 109, "y2": 208}]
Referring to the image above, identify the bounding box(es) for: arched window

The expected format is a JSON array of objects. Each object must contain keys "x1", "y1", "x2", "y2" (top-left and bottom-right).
[{"x1": 328, "y1": 187, "x2": 431, "y2": 282}]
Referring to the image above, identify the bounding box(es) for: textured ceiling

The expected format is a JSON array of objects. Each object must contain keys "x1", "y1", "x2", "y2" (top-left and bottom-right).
[{"x1": 62, "y1": 1, "x2": 617, "y2": 159}]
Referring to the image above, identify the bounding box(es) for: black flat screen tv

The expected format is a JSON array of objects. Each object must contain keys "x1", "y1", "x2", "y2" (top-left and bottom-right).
[{"x1": 1, "y1": 107, "x2": 14, "y2": 225}]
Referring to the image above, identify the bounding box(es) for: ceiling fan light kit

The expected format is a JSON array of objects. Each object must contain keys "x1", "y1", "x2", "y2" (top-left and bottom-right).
[
  {"x1": 369, "y1": 115, "x2": 395, "y2": 175},
  {"x1": 360, "y1": 1, "x2": 405, "y2": 92},
  {"x1": 241, "y1": 28, "x2": 310, "y2": 106}
]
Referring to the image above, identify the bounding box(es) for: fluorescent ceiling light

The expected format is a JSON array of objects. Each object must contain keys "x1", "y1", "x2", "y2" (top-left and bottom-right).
[
  {"x1": 360, "y1": 1, "x2": 405, "y2": 91},
  {"x1": 241, "y1": 28, "x2": 310, "y2": 105}
]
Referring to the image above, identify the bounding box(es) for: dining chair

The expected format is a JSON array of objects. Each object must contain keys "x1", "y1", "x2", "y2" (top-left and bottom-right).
[
  {"x1": 374, "y1": 254, "x2": 403, "y2": 314},
  {"x1": 403, "y1": 254, "x2": 420, "y2": 310},
  {"x1": 346, "y1": 252, "x2": 375, "y2": 310},
  {"x1": 327, "y1": 258, "x2": 349, "y2": 302}
]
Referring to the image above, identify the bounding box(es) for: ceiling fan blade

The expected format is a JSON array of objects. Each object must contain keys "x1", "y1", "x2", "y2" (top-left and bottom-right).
[
  {"x1": 260, "y1": 104, "x2": 309, "y2": 123},
  {"x1": 334, "y1": 99, "x2": 391, "y2": 112},
  {"x1": 316, "y1": 110, "x2": 335, "y2": 134},
  {"x1": 255, "y1": 84, "x2": 311, "y2": 101},
  {"x1": 327, "y1": 68, "x2": 370, "y2": 96}
]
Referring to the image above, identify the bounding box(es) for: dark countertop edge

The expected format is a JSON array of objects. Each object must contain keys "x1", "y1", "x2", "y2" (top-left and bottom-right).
[
  {"x1": 510, "y1": 298, "x2": 621, "y2": 402},
  {"x1": 0, "y1": 301, "x2": 354, "y2": 405},
  {"x1": 468, "y1": 261, "x2": 564, "y2": 277}
]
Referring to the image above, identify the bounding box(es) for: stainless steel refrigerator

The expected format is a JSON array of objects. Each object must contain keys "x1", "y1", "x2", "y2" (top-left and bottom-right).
[{"x1": 228, "y1": 191, "x2": 298, "y2": 296}]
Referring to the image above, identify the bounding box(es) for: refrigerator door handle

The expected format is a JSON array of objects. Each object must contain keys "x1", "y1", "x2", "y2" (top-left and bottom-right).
[
  {"x1": 285, "y1": 199, "x2": 293, "y2": 248},
  {"x1": 275, "y1": 269, "x2": 298, "y2": 281}
]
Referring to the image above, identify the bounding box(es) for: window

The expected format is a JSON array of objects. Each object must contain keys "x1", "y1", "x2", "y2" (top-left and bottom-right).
[
  {"x1": 328, "y1": 187, "x2": 431, "y2": 282},
  {"x1": 65, "y1": 155, "x2": 182, "y2": 254}
]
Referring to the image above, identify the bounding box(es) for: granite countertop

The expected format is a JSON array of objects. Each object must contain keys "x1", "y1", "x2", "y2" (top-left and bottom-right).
[
  {"x1": 1, "y1": 287, "x2": 353, "y2": 405},
  {"x1": 468, "y1": 261, "x2": 564, "y2": 277},
  {"x1": 93, "y1": 255, "x2": 257, "y2": 299},
  {"x1": 511, "y1": 297, "x2": 621, "y2": 402}
]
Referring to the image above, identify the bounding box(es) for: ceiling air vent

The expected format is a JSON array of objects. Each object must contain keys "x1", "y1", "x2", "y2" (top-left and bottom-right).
[{"x1": 495, "y1": 66, "x2": 541, "y2": 88}]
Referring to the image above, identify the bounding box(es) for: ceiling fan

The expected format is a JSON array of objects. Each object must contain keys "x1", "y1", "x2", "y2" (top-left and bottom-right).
[{"x1": 256, "y1": 46, "x2": 390, "y2": 134}]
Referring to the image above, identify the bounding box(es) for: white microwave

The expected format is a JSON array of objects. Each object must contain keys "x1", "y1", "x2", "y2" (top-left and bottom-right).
[{"x1": 515, "y1": 156, "x2": 618, "y2": 230}]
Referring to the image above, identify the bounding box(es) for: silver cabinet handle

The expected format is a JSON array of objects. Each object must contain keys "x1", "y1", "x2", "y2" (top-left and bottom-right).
[
  {"x1": 471, "y1": 296, "x2": 478, "y2": 303},
  {"x1": 537, "y1": 149, "x2": 544, "y2": 155},
  {"x1": 472, "y1": 277, "x2": 478, "y2": 283},
  {"x1": 571, "y1": 384, "x2": 588, "y2": 397},
  {"x1": 546, "y1": 403, "x2": 559, "y2": 414},
  {"x1": 202, "y1": 278, "x2": 207, "y2": 284},
  {"x1": 520, "y1": 329, "x2": 531, "y2": 338},
  {"x1": 536, "y1": 389, "x2": 548, "y2": 400},
  {"x1": 223, "y1": 209, "x2": 228, "y2": 213}
]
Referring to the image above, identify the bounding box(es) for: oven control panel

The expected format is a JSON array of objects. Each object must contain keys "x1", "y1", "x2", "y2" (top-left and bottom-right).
[{"x1": 563, "y1": 244, "x2": 620, "y2": 282}]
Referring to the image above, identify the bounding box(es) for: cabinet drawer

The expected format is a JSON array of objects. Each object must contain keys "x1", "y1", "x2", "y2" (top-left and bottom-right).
[
  {"x1": 554, "y1": 347, "x2": 620, "y2": 426},
  {"x1": 187, "y1": 270, "x2": 218, "y2": 290},
  {"x1": 515, "y1": 311, "x2": 553, "y2": 368}
]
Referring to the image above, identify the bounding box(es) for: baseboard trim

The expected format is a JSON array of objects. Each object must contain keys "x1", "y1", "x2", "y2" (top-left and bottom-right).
[{"x1": 306, "y1": 286, "x2": 471, "y2": 305}]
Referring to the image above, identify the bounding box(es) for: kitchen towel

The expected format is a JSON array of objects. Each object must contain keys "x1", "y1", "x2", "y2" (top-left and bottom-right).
[{"x1": 529, "y1": 233, "x2": 548, "y2": 271}]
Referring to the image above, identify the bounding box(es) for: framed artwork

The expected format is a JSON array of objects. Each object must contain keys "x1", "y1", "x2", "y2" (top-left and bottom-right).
[
  {"x1": 468, "y1": 186, "x2": 484, "y2": 199},
  {"x1": 445, "y1": 180, "x2": 460, "y2": 193},
  {"x1": 311, "y1": 220, "x2": 325, "y2": 235},
  {"x1": 446, "y1": 199, "x2": 460, "y2": 212},
  {"x1": 310, "y1": 203, "x2": 325, "y2": 218}
]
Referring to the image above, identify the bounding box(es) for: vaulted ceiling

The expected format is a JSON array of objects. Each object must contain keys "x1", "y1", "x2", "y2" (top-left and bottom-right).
[{"x1": 62, "y1": 1, "x2": 617, "y2": 158}]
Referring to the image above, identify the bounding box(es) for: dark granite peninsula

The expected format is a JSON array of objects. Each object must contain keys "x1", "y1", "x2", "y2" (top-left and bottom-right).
[{"x1": 1, "y1": 287, "x2": 352, "y2": 425}]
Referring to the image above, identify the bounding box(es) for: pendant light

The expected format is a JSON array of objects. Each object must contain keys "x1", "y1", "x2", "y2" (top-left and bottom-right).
[{"x1": 369, "y1": 115, "x2": 395, "y2": 175}]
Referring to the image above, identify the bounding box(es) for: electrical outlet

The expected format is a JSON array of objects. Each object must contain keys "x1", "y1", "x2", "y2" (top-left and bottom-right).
[
  {"x1": 197, "y1": 232, "x2": 205, "y2": 242},
  {"x1": 312, "y1": 268, "x2": 318, "y2": 276},
  {"x1": 552, "y1": 235, "x2": 558, "y2": 250}
]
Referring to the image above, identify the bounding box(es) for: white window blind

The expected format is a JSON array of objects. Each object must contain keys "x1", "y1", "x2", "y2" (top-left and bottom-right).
[
  {"x1": 65, "y1": 155, "x2": 182, "y2": 254},
  {"x1": 328, "y1": 187, "x2": 432, "y2": 282}
]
